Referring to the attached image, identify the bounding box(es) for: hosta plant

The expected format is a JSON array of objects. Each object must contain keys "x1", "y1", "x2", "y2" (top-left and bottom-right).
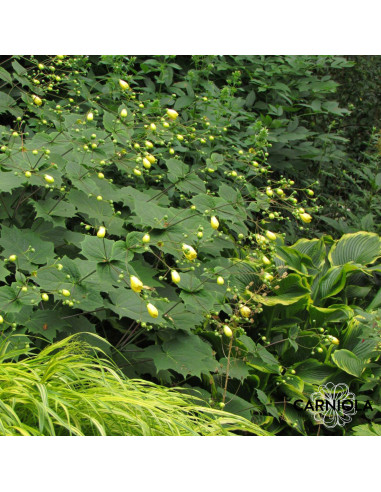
[{"x1": 201, "y1": 231, "x2": 381, "y2": 435}]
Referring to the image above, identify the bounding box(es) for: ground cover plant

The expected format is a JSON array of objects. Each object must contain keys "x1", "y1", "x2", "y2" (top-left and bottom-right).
[
  {"x1": 0, "y1": 334, "x2": 268, "y2": 436},
  {"x1": 0, "y1": 55, "x2": 380, "y2": 436}
]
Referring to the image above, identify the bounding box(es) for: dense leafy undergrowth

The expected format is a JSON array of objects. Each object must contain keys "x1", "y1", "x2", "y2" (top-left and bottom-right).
[{"x1": 0, "y1": 55, "x2": 380, "y2": 436}]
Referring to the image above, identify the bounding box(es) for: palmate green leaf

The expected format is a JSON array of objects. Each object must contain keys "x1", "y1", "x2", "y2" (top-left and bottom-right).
[
  {"x1": 331, "y1": 349, "x2": 365, "y2": 377},
  {"x1": 176, "y1": 272, "x2": 203, "y2": 292},
  {"x1": 81, "y1": 236, "x2": 126, "y2": 263},
  {"x1": 104, "y1": 110, "x2": 134, "y2": 144},
  {"x1": 329, "y1": 231, "x2": 381, "y2": 266},
  {"x1": 129, "y1": 260, "x2": 163, "y2": 288},
  {"x1": 27, "y1": 310, "x2": 71, "y2": 342},
  {"x1": 149, "y1": 214, "x2": 217, "y2": 258},
  {"x1": 130, "y1": 200, "x2": 180, "y2": 229},
  {"x1": 33, "y1": 266, "x2": 72, "y2": 291},
  {"x1": 215, "y1": 197, "x2": 247, "y2": 223},
  {"x1": 218, "y1": 182, "x2": 240, "y2": 203},
  {"x1": 256, "y1": 345, "x2": 281, "y2": 371},
  {"x1": 217, "y1": 358, "x2": 251, "y2": 381},
  {"x1": 246, "y1": 344, "x2": 280, "y2": 374},
  {"x1": 140, "y1": 332, "x2": 218, "y2": 379},
  {"x1": 0, "y1": 285, "x2": 21, "y2": 313},
  {"x1": 30, "y1": 221, "x2": 84, "y2": 250},
  {"x1": 175, "y1": 173, "x2": 206, "y2": 195},
  {"x1": 0, "y1": 92, "x2": 16, "y2": 114},
  {"x1": 190, "y1": 193, "x2": 217, "y2": 212},
  {"x1": 0, "y1": 66, "x2": 12, "y2": 84},
  {"x1": 32, "y1": 199, "x2": 76, "y2": 225},
  {"x1": 67, "y1": 189, "x2": 114, "y2": 220},
  {"x1": 0, "y1": 226, "x2": 54, "y2": 270},
  {"x1": 0, "y1": 263, "x2": 10, "y2": 282},
  {"x1": 0, "y1": 284, "x2": 40, "y2": 313},
  {"x1": 174, "y1": 95, "x2": 194, "y2": 109},
  {"x1": 106, "y1": 288, "x2": 168, "y2": 325},
  {"x1": 180, "y1": 286, "x2": 225, "y2": 314},
  {"x1": 72, "y1": 285, "x2": 103, "y2": 311},
  {"x1": 0, "y1": 171, "x2": 24, "y2": 193},
  {"x1": 115, "y1": 185, "x2": 170, "y2": 208},
  {"x1": 166, "y1": 308, "x2": 204, "y2": 331},
  {"x1": 165, "y1": 158, "x2": 189, "y2": 183},
  {"x1": 247, "y1": 357, "x2": 279, "y2": 374}
]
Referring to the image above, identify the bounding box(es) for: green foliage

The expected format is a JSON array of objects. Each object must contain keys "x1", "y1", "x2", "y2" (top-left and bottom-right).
[
  {"x1": 0, "y1": 56, "x2": 313, "y2": 436},
  {"x1": 0, "y1": 55, "x2": 380, "y2": 436},
  {"x1": 317, "y1": 129, "x2": 381, "y2": 236},
  {"x1": 211, "y1": 231, "x2": 380, "y2": 435},
  {"x1": 0, "y1": 334, "x2": 267, "y2": 436},
  {"x1": 103, "y1": 55, "x2": 380, "y2": 241}
]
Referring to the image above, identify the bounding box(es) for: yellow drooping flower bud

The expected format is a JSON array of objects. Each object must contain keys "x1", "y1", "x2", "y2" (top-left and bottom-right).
[
  {"x1": 216, "y1": 276, "x2": 224, "y2": 285},
  {"x1": 32, "y1": 95, "x2": 42, "y2": 106},
  {"x1": 97, "y1": 226, "x2": 106, "y2": 238},
  {"x1": 142, "y1": 234, "x2": 151, "y2": 244},
  {"x1": 240, "y1": 306, "x2": 251, "y2": 318},
  {"x1": 62, "y1": 289, "x2": 71, "y2": 297},
  {"x1": 265, "y1": 231, "x2": 277, "y2": 241},
  {"x1": 166, "y1": 108, "x2": 179, "y2": 120},
  {"x1": 146, "y1": 154, "x2": 156, "y2": 164},
  {"x1": 147, "y1": 303, "x2": 158, "y2": 318},
  {"x1": 86, "y1": 112, "x2": 94, "y2": 121},
  {"x1": 331, "y1": 337, "x2": 340, "y2": 345},
  {"x1": 119, "y1": 79, "x2": 129, "y2": 90},
  {"x1": 263, "y1": 272, "x2": 274, "y2": 282},
  {"x1": 223, "y1": 325, "x2": 233, "y2": 337},
  {"x1": 262, "y1": 256, "x2": 271, "y2": 266},
  {"x1": 130, "y1": 275, "x2": 143, "y2": 293},
  {"x1": 210, "y1": 216, "x2": 219, "y2": 230},
  {"x1": 299, "y1": 213, "x2": 312, "y2": 224},
  {"x1": 142, "y1": 158, "x2": 151, "y2": 169},
  {"x1": 120, "y1": 108, "x2": 128, "y2": 118},
  {"x1": 44, "y1": 174, "x2": 54, "y2": 184},
  {"x1": 182, "y1": 243, "x2": 197, "y2": 261},
  {"x1": 171, "y1": 270, "x2": 181, "y2": 284}
]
